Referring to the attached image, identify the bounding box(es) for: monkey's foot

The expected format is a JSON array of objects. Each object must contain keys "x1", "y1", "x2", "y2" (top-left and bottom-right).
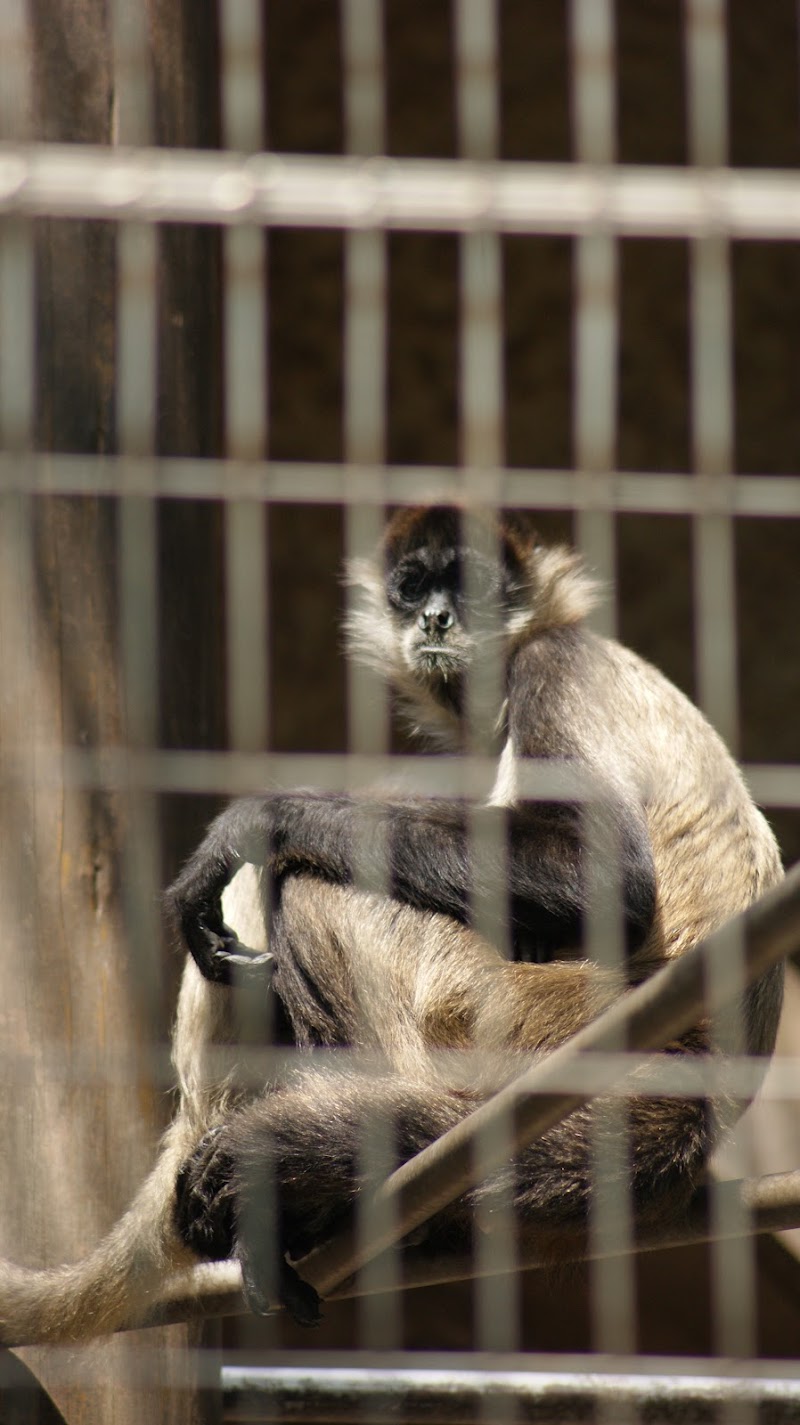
[
  {"x1": 175, "y1": 1127, "x2": 237, "y2": 1261},
  {"x1": 240, "y1": 1243, "x2": 322, "y2": 1328}
]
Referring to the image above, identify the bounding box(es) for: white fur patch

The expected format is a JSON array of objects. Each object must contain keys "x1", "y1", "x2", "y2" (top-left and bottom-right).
[
  {"x1": 488, "y1": 736, "x2": 518, "y2": 807},
  {"x1": 222, "y1": 863, "x2": 267, "y2": 952}
]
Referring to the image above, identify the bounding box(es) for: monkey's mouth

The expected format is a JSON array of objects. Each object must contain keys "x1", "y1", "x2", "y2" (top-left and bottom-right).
[{"x1": 412, "y1": 643, "x2": 466, "y2": 677}]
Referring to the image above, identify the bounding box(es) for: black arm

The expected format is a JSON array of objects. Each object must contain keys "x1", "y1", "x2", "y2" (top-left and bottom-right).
[{"x1": 167, "y1": 789, "x2": 656, "y2": 984}]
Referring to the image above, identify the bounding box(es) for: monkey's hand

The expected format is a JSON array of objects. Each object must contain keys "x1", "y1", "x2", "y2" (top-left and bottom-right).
[
  {"x1": 175, "y1": 1129, "x2": 322, "y2": 1328},
  {"x1": 182, "y1": 910, "x2": 275, "y2": 988},
  {"x1": 167, "y1": 835, "x2": 275, "y2": 986}
]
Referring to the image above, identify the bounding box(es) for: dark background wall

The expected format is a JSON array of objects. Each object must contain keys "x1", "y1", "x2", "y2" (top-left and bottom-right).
[{"x1": 258, "y1": 0, "x2": 800, "y2": 871}]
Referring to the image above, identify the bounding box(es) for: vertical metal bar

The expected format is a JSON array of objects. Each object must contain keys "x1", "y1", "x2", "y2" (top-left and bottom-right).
[
  {"x1": 454, "y1": 0, "x2": 518, "y2": 1371},
  {"x1": 570, "y1": 0, "x2": 635, "y2": 1375},
  {"x1": 342, "y1": 0, "x2": 389, "y2": 757},
  {"x1": 113, "y1": 0, "x2": 156, "y2": 670},
  {"x1": 117, "y1": 224, "x2": 158, "y2": 746},
  {"x1": 222, "y1": 0, "x2": 269, "y2": 755},
  {"x1": 455, "y1": 0, "x2": 505, "y2": 776},
  {"x1": 685, "y1": 0, "x2": 755, "y2": 1379},
  {"x1": 341, "y1": 0, "x2": 395, "y2": 1351},
  {"x1": 112, "y1": 0, "x2": 162, "y2": 1023},
  {"x1": 0, "y1": 2, "x2": 36, "y2": 1181},
  {"x1": 456, "y1": 0, "x2": 502, "y2": 486},
  {"x1": 0, "y1": 0, "x2": 33, "y2": 708},
  {"x1": 692, "y1": 236, "x2": 738, "y2": 750},
  {"x1": 221, "y1": 0, "x2": 265, "y2": 155},
  {"x1": 686, "y1": 0, "x2": 738, "y2": 750},
  {"x1": 219, "y1": 0, "x2": 278, "y2": 1343},
  {"x1": 571, "y1": 0, "x2": 618, "y2": 642},
  {"x1": 0, "y1": 0, "x2": 30, "y2": 143},
  {"x1": 0, "y1": 222, "x2": 33, "y2": 451},
  {"x1": 0, "y1": 0, "x2": 32, "y2": 441}
]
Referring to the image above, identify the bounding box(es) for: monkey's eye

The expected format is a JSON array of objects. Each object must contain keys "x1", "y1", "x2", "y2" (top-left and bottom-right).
[{"x1": 390, "y1": 561, "x2": 430, "y2": 609}]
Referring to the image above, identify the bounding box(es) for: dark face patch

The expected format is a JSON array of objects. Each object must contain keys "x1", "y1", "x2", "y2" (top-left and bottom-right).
[{"x1": 384, "y1": 507, "x2": 531, "y2": 629}]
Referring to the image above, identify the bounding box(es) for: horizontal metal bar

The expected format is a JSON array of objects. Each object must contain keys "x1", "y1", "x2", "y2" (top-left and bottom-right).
[
  {"x1": 3, "y1": 748, "x2": 536, "y2": 798},
  {"x1": 220, "y1": 1359, "x2": 800, "y2": 1423},
  {"x1": 4, "y1": 144, "x2": 800, "y2": 239},
  {"x1": 746, "y1": 766, "x2": 800, "y2": 809},
  {"x1": 6, "y1": 1043, "x2": 800, "y2": 1100},
  {"x1": 1, "y1": 453, "x2": 800, "y2": 515},
  {"x1": 5, "y1": 746, "x2": 799, "y2": 809}
]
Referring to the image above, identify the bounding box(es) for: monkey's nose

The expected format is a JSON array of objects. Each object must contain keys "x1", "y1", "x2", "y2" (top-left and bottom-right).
[{"x1": 419, "y1": 606, "x2": 454, "y2": 633}]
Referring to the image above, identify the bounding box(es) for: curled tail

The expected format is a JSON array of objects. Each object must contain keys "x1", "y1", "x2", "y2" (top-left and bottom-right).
[{"x1": 0, "y1": 1119, "x2": 198, "y2": 1347}]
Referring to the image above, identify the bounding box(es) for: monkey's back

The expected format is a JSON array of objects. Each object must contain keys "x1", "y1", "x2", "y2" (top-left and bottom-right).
[{"x1": 511, "y1": 626, "x2": 784, "y2": 1059}]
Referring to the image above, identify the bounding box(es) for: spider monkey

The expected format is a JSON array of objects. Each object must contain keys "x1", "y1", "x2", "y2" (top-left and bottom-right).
[{"x1": 0, "y1": 506, "x2": 783, "y2": 1342}]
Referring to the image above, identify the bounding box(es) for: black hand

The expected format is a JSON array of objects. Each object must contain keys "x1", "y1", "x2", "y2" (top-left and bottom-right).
[
  {"x1": 167, "y1": 829, "x2": 274, "y2": 985},
  {"x1": 181, "y1": 903, "x2": 274, "y2": 987}
]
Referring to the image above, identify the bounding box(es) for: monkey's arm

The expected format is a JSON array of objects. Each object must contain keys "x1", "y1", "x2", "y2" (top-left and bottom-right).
[{"x1": 167, "y1": 790, "x2": 656, "y2": 983}]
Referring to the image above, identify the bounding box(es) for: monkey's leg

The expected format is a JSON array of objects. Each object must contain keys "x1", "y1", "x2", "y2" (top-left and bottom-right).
[
  {"x1": 174, "y1": 879, "x2": 712, "y2": 1322},
  {"x1": 175, "y1": 1048, "x2": 711, "y2": 1321},
  {"x1": 174, "y1": 876, "x2": 487, "y2": 1320},
  {"x1": 175, "y1": 1062, "x2": 472, "y2": 1323}
]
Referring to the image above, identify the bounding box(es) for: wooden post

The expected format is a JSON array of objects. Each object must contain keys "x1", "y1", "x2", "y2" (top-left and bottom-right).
[{"x1": 0, "y1": 2, "x2": 225, "y2": 1420}]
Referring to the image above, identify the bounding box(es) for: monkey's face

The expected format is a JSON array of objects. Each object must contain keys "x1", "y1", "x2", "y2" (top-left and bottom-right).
[
  {"x1": 344, "y1": 506, "x2": 596, "y2": 747},
  {"x1": 385, "y1": 542, "x2": 521, "y2": 685}
]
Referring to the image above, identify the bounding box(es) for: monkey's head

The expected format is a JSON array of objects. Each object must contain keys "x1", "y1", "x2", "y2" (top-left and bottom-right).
[
  {"x1": 345, "y1": 505, "x2": 596, "y2": 744},
  {"x1": 380, "y1": 506, "x2": 531, "y2": 684}
]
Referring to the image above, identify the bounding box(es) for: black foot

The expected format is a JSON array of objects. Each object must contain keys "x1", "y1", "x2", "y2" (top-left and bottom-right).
[
  {"x1": 175, "y1": 1126, "x2": 237, "y2": 1261},
  {"x1": 239, "y1": 1239, "x2": 323, "y2": 1327}
]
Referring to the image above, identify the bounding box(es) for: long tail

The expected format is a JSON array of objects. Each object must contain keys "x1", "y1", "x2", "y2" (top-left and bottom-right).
[
  {"x1": 0, "y1": 865, "x2": 268, "y2": 1346},
  {"x1": 0, "y1": 1116, "x2": 199, "y2": 1347},
  {"x1": 0, "y1": 952, "x2": 242, "y2": 1347}
]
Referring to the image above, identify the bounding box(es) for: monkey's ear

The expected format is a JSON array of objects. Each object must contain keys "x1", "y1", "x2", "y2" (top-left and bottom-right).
[{"x1": 501, "y1": 509, "x2": 539, "y2": 551}]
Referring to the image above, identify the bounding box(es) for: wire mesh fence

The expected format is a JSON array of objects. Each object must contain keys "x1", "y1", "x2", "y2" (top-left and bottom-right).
[{"x1": 2, "y1": 2, "x2": 800, "y2": 1422}]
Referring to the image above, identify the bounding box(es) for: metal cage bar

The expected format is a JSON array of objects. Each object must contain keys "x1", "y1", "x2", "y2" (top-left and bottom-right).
[{"x1": 1, "y1": 2, "x2": 800, "y2": 1421}]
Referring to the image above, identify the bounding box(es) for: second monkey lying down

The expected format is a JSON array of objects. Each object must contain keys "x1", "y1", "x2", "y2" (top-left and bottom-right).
[{"x1": 0, "y1": 506, "x2": 784, "y2": 1341}]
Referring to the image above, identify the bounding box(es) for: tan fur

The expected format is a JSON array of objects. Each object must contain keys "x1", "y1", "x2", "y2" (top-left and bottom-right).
[{"x1": 0, "y1": 915, "x2": 257, "y2": 1343}]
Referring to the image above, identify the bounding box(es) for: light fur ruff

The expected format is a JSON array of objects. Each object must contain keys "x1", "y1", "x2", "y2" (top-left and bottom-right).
[{"x1": 0, "y1": 509, "x2": 784, "y2": 1344}]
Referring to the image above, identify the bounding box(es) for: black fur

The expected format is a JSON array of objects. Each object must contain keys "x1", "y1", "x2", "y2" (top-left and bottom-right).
[
  {"x1": 175, "y1": 1055, "x2": 710, "y2": 1317},
  {"x1": 167, "y1": 790, "x2": 656, "y2": 980}
]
